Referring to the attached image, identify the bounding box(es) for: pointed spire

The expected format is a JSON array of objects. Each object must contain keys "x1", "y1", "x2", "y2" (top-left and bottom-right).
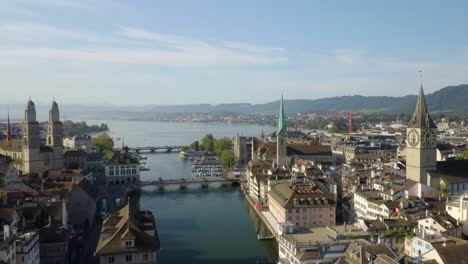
[
  {"x1": 408, "y1": 81, "x2": 437, "y2": 129},
  {"x1": 6, "y1": 111, "x2": 11, "y2": 141},
  {"x1": 49, "y1": 99, "x2": 60, "y2": 123},
  {"x1": 276, "y1": 93, "x2": 287, "y2": 135}
]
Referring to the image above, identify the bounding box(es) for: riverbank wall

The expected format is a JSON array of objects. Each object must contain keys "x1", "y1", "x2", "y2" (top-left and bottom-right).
[{"x1": 240, "y1": 183, "x2": 278, "y2": 237}]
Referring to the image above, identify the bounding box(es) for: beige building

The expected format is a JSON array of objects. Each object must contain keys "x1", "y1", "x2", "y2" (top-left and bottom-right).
[
  {"x1": 269, "y1": 183, "x2": 336, "y2": 227},
  {"x1": 95, "y1": 202, "x2": 160, "y2": 264}
]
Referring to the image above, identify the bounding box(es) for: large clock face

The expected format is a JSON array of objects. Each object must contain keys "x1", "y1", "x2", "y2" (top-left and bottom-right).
[
  {"x1": 421, "y1": 130, "x2": 436, "y2": 148},
  {"x1": 407, "y1": 129, "x2": 419, "y2": 147}
]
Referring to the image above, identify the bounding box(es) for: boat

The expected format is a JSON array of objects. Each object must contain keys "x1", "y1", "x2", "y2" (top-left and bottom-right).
[
  {"x1": 140, "y1": 164, "x2": 150, "y2": 171},
  {"x1": 257, "y1": 234, "x2": 274, "y2": 240}
]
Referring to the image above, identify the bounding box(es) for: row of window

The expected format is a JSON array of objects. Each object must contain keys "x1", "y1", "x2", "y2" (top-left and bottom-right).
[
  {"x1": 108, "y1": 253, "x2": 149, "y2": 263},
  {"x1": 108, "y1": 165, "x2": 137, "y2": 169},
  {"x1": 109, "y1": 169, "x2": 138, "y2": 176}
]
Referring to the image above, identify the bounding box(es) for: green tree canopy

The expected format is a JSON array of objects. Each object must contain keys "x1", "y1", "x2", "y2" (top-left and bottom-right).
[
  {"x1": 92, "y1": 133, "x2": 114, "y2": 153},
  {"x1": 455, "y1": 150, "x2": 468, "y2": 160},
  {"x1": 220, "y1": 150, "x2": 235, "y2": 169},
  {"x1": 189, "y1": 141, "x2": 200, "y2": 151},
  {"x1": 214, "y1": 137, "x2": 232, "y2": 154},
  {"x1": 201, "y1": 134, "x2": 214, "y2": 146}
]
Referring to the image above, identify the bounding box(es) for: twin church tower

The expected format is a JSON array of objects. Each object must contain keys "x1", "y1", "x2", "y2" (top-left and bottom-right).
[{"x1": 1, "y1": 99, "x2": 64, "y2": 174}]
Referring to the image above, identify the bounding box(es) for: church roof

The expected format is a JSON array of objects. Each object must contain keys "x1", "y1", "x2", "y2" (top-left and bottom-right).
[
  {"x1": 407, "y1": 86, "x2": 437, "y2": 129},
  {"x1": 276, "y1": 94, "x2": 287, "y2": 135},
  {"x1": 95, "y1": 202, "x2": 160, "y2": 256},
  {"x1": 0, "y1": 139, "x2": 22, "y2": 152}
]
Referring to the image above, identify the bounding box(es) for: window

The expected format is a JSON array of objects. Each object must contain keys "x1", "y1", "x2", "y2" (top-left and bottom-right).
[
  {"x1": 126, "y1": 255, "x2": 132, "y2": 262},
  {"x1": 143, "y1": 253, "x2": 149, "y2": 261},
  {"x1": 108, "y1": 256, "x2": 115, "y2": 263}
]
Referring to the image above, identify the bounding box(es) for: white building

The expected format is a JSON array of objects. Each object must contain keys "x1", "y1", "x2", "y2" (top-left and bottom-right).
[
  {"x1": 63, "y1": 135, "x2": 92, "y2": 149},
  {"x1": 446, "y1": 195, "x2": 468, "y2": 236},
  {"x1": 277, "y1": 225, "x2": 368, "y2": 264},
  {"x1": 15, "y1": 232, "x2": 39, "y2": 264},
  {"x1": 353, "y1": 190, "x2": 397, "y2": 220},
  {"x1": 0, "y1": 235, "x2": 16, "y2": 264},
  {"x1": 105, "y1": 152, "x2": 140, "y2": 185}
]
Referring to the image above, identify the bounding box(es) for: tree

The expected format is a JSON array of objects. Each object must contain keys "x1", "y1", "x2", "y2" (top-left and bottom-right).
[
  {"x1": 189, "y1": 141, "x2": 200, "y2": 151},
  {"x1": 200, "y1": 134, "x2": 215, "y2": 152},
  {"x1": 201, "y1": 134, "x2": 214, "y2": 146},
  {"x1": 455, "y1": 150, "x2": 468, "y2": 160},
  {"x1": 220, "y1": 150, "x2": 235, "y2": 169},
  {"x1": 205, "y1": 140, "x2": 215, "y2": 152},
  {"x1": 92, "y1": 133, "x2": 114, "y2": 153},
  {"x1": 214, "y1": 137, "x2": 232, "y2": 154}
]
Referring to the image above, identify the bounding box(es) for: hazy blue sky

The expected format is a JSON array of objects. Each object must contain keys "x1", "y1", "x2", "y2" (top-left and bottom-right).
[{"x1": 1, "y1": 0, "x2": 468, "y2": 105}]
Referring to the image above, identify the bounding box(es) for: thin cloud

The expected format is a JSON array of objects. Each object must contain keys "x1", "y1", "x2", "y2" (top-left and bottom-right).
[
  {"x1": 0, "y1": 24, "x2": 288, "y2": 66},
  {"x1": 224, "y1": 41, "x2": 285, "y2": 54}
]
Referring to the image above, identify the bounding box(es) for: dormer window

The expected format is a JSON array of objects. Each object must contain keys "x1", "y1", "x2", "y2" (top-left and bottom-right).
[{"x1": 124, "y1": 240, "x2": 134, "y2": 247}]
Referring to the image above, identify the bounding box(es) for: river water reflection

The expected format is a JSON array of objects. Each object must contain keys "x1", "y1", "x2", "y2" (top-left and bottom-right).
[{"x1": 89, "y1": 120, "x2": 278, "y2": 263}]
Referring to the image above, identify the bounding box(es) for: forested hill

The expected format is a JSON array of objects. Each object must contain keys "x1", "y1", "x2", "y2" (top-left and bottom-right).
[{"x1": 149, "y1": 84, "x2": 468, "y2": 115}]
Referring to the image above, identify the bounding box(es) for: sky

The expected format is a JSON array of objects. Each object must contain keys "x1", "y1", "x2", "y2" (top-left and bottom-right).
[{"x1": 1, "y1": 0, "x2": 468, "y2": 106}]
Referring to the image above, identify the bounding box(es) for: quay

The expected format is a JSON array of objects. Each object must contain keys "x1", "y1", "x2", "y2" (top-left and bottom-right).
[{"x1": 241, "y1": 182, "x2": 278, "y2": 238}]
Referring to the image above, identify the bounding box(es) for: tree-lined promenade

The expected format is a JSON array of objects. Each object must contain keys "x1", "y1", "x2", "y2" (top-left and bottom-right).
[{"x1": 184, "y1": 134, "x2": 235, "y2": 169}]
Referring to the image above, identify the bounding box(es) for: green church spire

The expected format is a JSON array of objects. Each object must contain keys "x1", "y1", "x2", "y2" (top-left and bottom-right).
[{"x1": 276, "y1": 93, "x2": 287, "y2": 135}]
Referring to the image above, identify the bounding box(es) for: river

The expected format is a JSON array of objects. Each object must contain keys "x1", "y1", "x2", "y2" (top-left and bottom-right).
[{"x1": 88, "y1": 120, "x2": 278, "y2": 264}]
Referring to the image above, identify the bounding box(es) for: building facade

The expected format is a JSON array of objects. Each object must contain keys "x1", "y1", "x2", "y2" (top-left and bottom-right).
[
  {"x1": 15, "y1": 232, "x2": 39, "y2": 264},
  {"x1": 269, "y1": 183, "x2": 336, "y2": 227},
  {"x1": 105, "y1": 152, "x2": 140, "y2": 185}
]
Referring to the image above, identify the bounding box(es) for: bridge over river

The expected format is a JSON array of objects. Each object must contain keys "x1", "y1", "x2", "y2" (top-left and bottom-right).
[
  {"x1": 117, "y1": 145, "x2": 186, "y2": 153},
  {"x1": 136, "y1": 176, "x2": 242, "y2": 190}
]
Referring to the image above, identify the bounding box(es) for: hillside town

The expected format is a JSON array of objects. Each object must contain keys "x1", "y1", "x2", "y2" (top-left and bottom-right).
[
  {"x1": 0, "y1": 84, "x2": 467, "y2": 264},
  {"x1": 233, "y1": 86, "x2": 468, "y2": 264}
]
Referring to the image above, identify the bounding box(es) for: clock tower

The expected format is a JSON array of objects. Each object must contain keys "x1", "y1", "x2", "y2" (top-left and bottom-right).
[{"x1": 406, "y1": 85, "x2": 437, "y2": 184}]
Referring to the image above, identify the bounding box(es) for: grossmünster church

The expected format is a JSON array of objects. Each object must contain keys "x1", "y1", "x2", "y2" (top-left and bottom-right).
[{"x1": 0, "y1": 99, "x2": 64, "y2": 174}]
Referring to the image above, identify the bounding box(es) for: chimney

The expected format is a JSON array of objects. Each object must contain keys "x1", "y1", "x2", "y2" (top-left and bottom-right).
[
  {"x1": 3, "y1": 225, "x2": 10, "y2": 241},
  {"x1": 425, "y1": 209, "x2": 429, "y2": 218}
]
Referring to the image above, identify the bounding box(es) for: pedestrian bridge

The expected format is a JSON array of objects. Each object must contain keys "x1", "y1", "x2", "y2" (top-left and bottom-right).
[
  {"x1": 117, "y1": 145, "x2": 186, "y2": 153},
  {"x1": 136, "y1": 176, "x2": 242, "y2": 190}
]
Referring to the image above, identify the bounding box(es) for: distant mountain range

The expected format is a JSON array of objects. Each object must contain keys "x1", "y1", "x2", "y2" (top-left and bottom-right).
[
  {"x1": 149, "y1": 84, "x2": 468, "y2": 115},
  {"x1": 1, "y1": 84, "x2": 467, "y2": 120}
]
